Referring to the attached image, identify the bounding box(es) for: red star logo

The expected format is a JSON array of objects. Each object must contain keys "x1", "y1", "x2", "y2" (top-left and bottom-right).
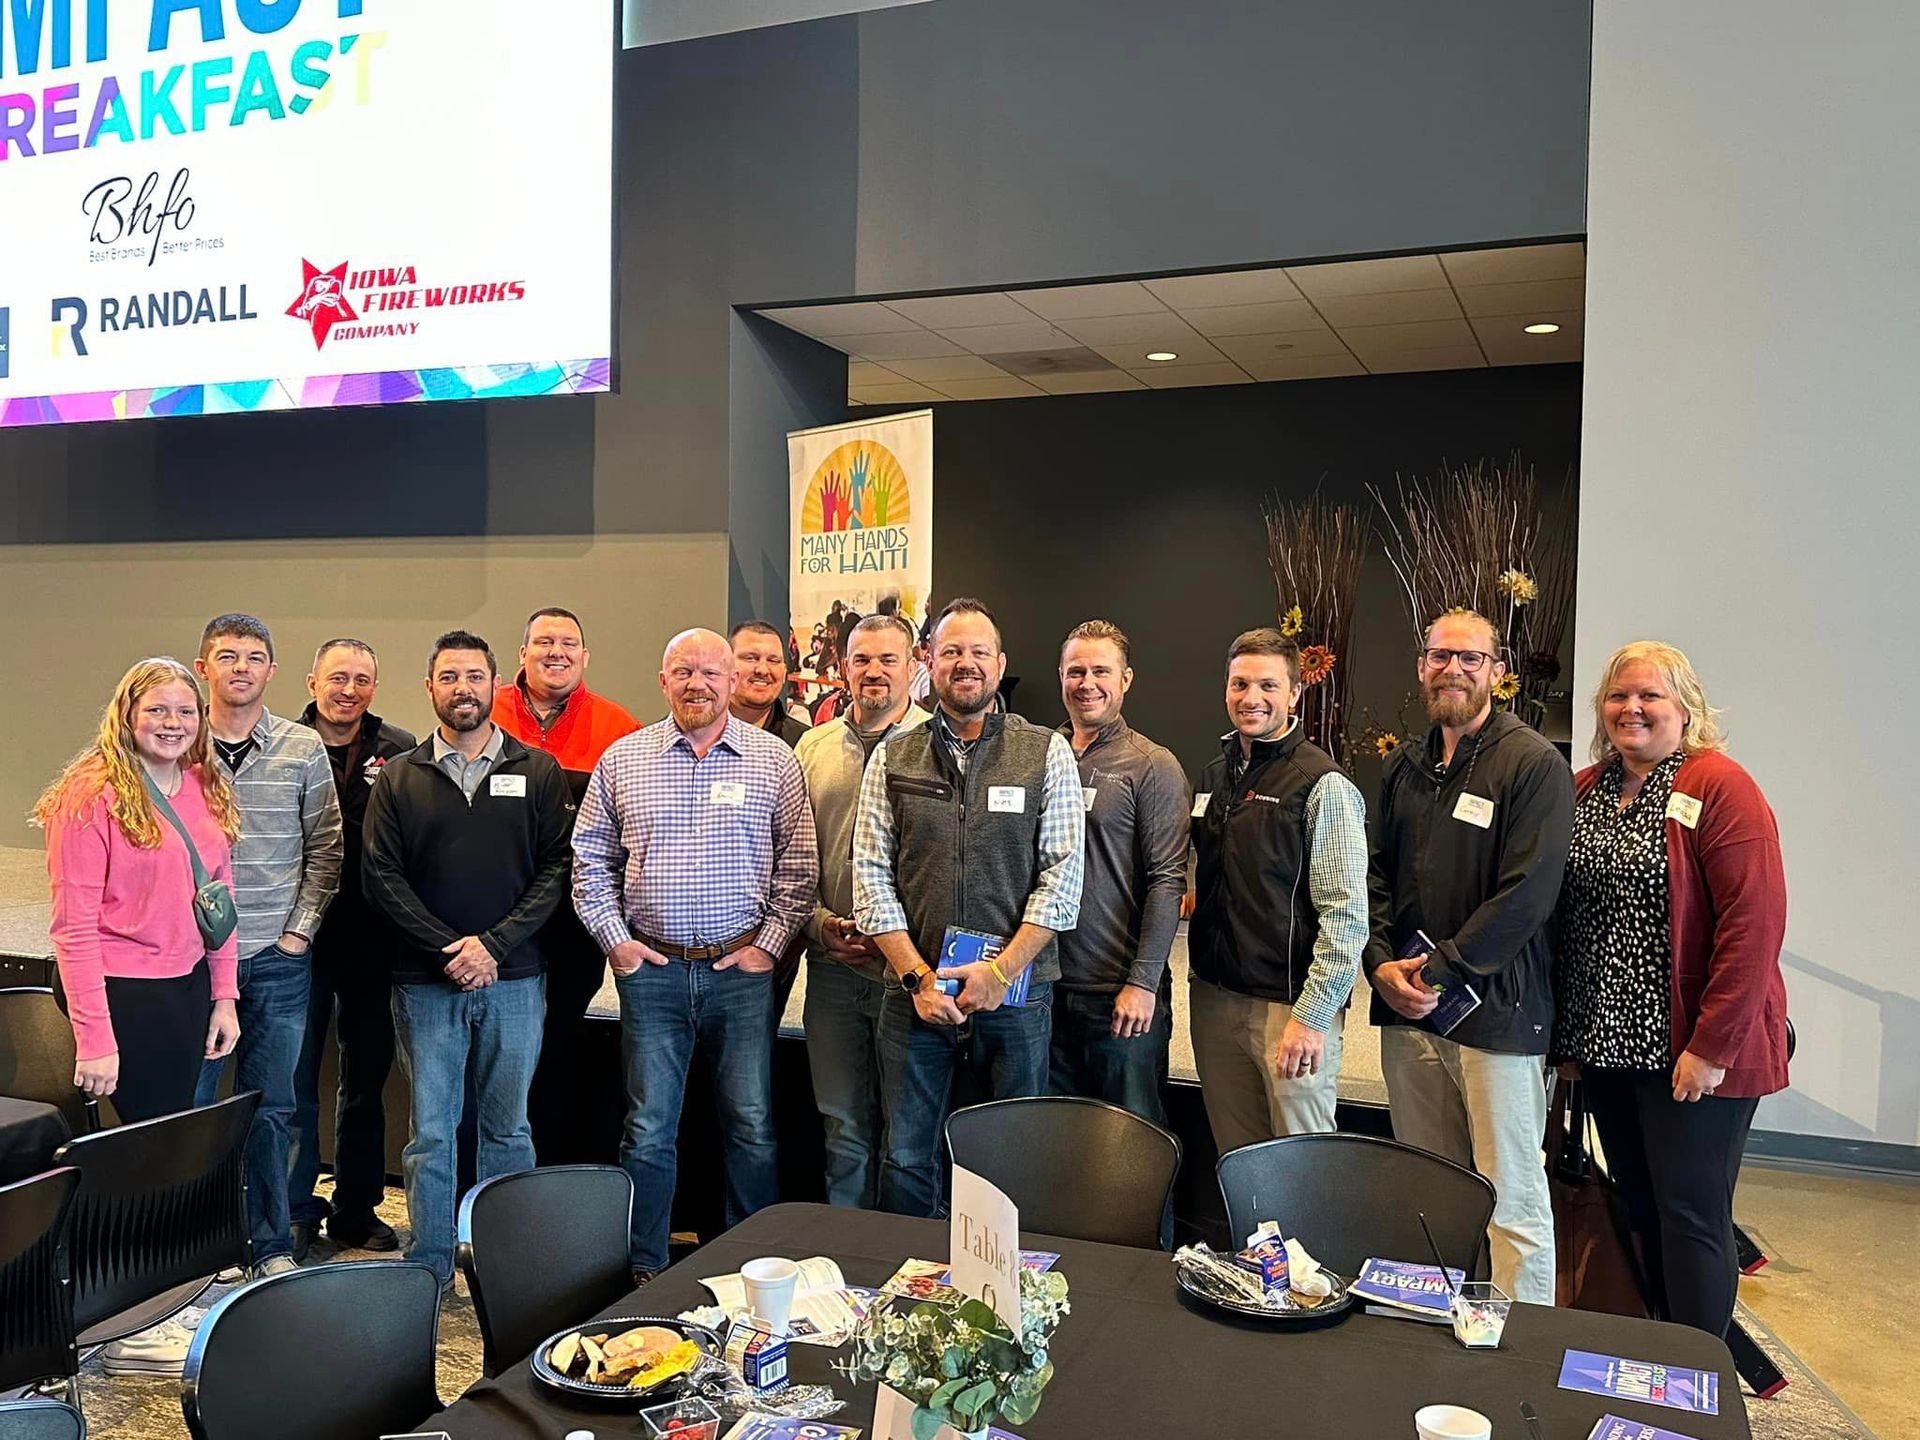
[{"x1": 287, "y1": 260, "x2": 357, "y2": 350}]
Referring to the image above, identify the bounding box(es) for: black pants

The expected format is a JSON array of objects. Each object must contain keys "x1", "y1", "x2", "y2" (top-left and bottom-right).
[
  {"x1": 291, "y1": 950, "x2": 395, "y2": 1224},
  {"x1": 527, "y1": 915, "x2": 608, "y2": 1165},
  {"x1": 1583, "y1": 1066, "x2": 1760, "y2": 1339},
  {"x1": 101, "y1": 961, "x2": 212, "y2": 1123}
]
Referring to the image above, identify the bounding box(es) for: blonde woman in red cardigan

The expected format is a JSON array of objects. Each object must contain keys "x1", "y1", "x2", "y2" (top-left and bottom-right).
[{"x1": 1554, "y1": 640, "x2": 1788, "y2": 1339}]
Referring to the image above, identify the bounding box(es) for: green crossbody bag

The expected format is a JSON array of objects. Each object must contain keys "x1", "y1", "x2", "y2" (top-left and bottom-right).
[{"x1": 143, "y1": 772, "x2": 241, "y2": 950}]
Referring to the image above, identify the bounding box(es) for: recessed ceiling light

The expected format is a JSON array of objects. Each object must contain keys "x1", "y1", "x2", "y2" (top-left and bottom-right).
[
  {"x1": 1523, "y1": 322, "x2": 1561, "y2": 335},
  {"x1": 1144, "y1": 351, "x2": 1178, "y2": 362}
]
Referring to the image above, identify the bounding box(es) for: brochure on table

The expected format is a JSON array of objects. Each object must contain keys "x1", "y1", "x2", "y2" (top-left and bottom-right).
[
  {"x1": 1586, "y1": 1416, "x2": 1703, "y2": 1440},
  {"x1": 1558, "y1": 1349, "x2": 1720, "y2": 1416},
  {"x1": 699, "y1": 1256, "x2": 877, "y2": 1345}
]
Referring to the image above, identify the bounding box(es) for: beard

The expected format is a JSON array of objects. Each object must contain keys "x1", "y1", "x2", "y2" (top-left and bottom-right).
[
  {"x1": 671, "y1": 692, "x2": 722, "y2": 729},
  {"x1": 1424, "y1": 676, "x2": 1488, "y2": 727},
  {"x1": 935, "y1": 670, "x2": 994, "y2": 717},
  {"x1": 435, "y1": 694, "x2": 488, "y2": 732}
]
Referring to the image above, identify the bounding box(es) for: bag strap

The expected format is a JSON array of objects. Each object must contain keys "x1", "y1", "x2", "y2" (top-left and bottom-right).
[{"x1": 142, "y1": 772, "x2": 213, "y2": 889}]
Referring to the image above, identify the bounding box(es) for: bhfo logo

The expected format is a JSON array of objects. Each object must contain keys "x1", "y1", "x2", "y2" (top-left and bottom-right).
[{"x1": 0, "y1": 306, "x2": 10, "y2": 380}]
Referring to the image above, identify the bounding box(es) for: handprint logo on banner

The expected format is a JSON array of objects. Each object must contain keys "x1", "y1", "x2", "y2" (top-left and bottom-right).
[{"x1": 801, "y1": 439, "x2": 911, "y2": 535}]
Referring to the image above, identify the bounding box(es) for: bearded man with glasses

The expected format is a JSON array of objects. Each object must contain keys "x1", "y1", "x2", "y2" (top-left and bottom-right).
[{"x1": 1361, "y1": 607, "x2": 1574, "y2": 1306}]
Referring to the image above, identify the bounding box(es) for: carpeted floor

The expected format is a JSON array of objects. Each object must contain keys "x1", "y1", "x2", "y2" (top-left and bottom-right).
[{"x1": 68, "y1": 1184, "x2": 1873, "y2": 1440}]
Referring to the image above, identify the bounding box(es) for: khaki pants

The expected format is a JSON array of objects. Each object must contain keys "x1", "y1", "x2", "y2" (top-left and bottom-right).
[
  {"x1": 1379, "y1": 1025, "x2": 1556, "y2": 1304},
  {"x1": 1189, "y1": 978, "x2": 1343, "y2": 1158}
]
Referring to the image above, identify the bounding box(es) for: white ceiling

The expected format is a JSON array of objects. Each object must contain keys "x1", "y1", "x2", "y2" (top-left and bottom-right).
[{"x1": 753, "y1": 243, "x2": 1585, "y2": 404}]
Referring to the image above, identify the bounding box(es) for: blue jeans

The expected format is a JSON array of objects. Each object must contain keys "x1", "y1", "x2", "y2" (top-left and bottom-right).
[
  {"x1": 802, "y1": 960, "x2": 893, "y2": 1209},
  {"x1": 616, "y1": 960, "x2": 777, "y2": 1272},
  {"x1": 877, "y1": 980, "x2": 1053, "y2": 1218},
  {"x1": 195, "y1": 943, "x2": 311, "y2": 1263},
  {"x1": 391, "y1": 976, "x2": 545, "y2": 1283},
  {"x1": 1048, "y1": 982, "x2": 1172, "y2": 1126}
]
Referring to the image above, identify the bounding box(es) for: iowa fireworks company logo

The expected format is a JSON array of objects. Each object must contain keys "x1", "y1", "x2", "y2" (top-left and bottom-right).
[{"x1": 286, "y1": 258, "x2": 526, "y2": 350}]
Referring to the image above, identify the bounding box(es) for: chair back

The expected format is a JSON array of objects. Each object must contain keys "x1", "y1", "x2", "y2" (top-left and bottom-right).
[
  {"x1": 0, "y1": 990, "x2": 99, "y2": 1135},
  {"x1": 1217, "y1": 1134, "x2": 1496, "y2": 1280},
  {"x1": 0, "y1": 1399, "x2": 86, "y2": 1439},
  {"x1": 0, "y1": 1168, "x2": 80, "y2": 1393},
  {"x1": 54, "y1": 1093, "x2": 256, "y2": 1344},
  {"x1": 945, "y1": 1097, "x2": 1181, "y2": 1249},
  {"x1": 182, "y1": 1261, "x2": 441, "y2": 1440},
  {"x1": 457, "y1": 1165, "x2": 634, "y2": 1376}
]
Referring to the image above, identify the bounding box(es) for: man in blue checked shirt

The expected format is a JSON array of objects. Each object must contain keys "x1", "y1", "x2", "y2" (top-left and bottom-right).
[
  {"x1": 572, "y1": 628, "x2": 819, "y2": 1280},
  {"x1": 852, "y1": 598, "x2": 1085, "y2": 1218}
]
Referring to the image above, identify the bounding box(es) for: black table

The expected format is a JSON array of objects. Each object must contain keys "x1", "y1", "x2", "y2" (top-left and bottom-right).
[
  {"x1": 0, "y1": 1096, "x2": 71, "y2": 1186},
  {"x1": 427, "y1": 1203, "x2": 1751, "y2": 1439}
]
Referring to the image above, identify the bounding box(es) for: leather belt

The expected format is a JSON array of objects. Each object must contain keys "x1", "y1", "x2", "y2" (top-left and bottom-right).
[{"x1": 636, "y1": 925, "x2": 762, "y2": 963}]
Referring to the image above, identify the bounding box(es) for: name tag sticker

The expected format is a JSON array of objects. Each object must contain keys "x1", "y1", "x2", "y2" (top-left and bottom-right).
[
  {"x1": 1453, "y1": 793, "x2": 1495, "y2": 829},
  {"x1": 711, "y1": 781, "x2": 746, "y2": 807},
  {"x1": 987, "y1": 785, "x2": 1026, "y2": 814},
  {"x1": 1192, "y1": 791, "x2": 1211, "y2": 818},
  {"x1": 1082, "y1": 787, "x2": 1098, "y2": 812},
  {"x1": 1666, "y1": 792, "x2": 1703, "y2": 828},
  {"x1": 489, "y1": 774, "x2": 526, "y2": 798}
]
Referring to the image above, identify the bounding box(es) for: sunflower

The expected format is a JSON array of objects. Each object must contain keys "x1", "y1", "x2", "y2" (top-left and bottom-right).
[
  {"x1": 1279, "y1": 604, "x2": 1304, "y2": 638},
  {"x1": 1492, "y1": 672, "x2": 1522, "y2": 703},
  {"x1": 1373, "y1": 732, "x2": 1400, "y2": 759},
  {"x1": 1496, "y1": 569, "x2": 1539, "y2": 606},
  {"x1": 1298, "y1": 645, "x2": 1336, "y2": 685}
]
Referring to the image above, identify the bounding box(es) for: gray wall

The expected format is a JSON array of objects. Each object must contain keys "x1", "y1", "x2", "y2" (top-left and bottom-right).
[{"x1": 1580, "y1": 0, "x2": 1919, "y2": 1149}]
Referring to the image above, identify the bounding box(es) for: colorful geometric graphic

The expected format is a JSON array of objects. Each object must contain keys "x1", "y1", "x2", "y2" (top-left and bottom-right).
[
  {"x1": 0, "y1": 358, "x2": 612, "y2": 428},
  {"x1": 798, "y1": 439, "x2": 912, "y2": 534}
]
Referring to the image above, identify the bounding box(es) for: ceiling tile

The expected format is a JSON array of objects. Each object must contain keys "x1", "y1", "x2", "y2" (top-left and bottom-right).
[
  {"x1": 847, "y1": 361, "x2": 904, "y2": 386},
  {"x1": 1362, "y1": 346, "x2": 1488, "y2": 374},
  {"x1": 1240, "y1": 353, "x2": 1367, "y2": 382},
  {"x1": 840, "y1": 331, "x2": 969, "y2": 362},
  {"x1": 934, "y1": 320, "x2": 1080, "y2": 353},
  {"x1": 849, "y1": 382, "x2": 949, "y2": 404},
  {"x1": 1143, "y1": 267, "x2": 1303, "y2": 309},
  {"x1": 882, "y1": 292, "x2": 1039, "y2": 329},
  {"x1": 1128, "y1": 362, "x2": 1253, "y2": 389},
  {"x1": 932, "y1": 377, "x2": 1045, "y2": 401},
  {"x1": 1314, "y1": 289, "x2": 1463, "y2": 328},
  {"x1": 986, "y1": 347, "x2": 1113, "y2": 377},
  {"x1": 1057, "y1": 312, "x2": 1212, "y2": 348},
  {"x1": 884, "y1": 355, "x2": 1014, "y2": 382},
  {"x1": 1182, "y1": 299, "x2": 1325, "y2": 337},
  {"x1": 1012, "y1": 281, "x2": 1167, "y2": 320},
  {"x1": 1339, "y1": 317, "x2": 1478, "y2": 360},
  {"x1": 761, "y1": 301, "x2": 913, "y2": 338},
  {"x1": 1029, "y1": 370, "x2": 1147, "y2": 394},
  {"x1": 1089, "y1": 336, "x2": 1228, "y2": 368},
  {"x1": 1286, "y1": 254, "x2": 1450, "y2": 300},
  {"x1": 1210, "y1": 327, "x2": 1353, "y2": 363},
  {"x1": 1472, "y1": 310, "x2": 1585, "y2": 365},
  {"x1": 1439, "y1": 242, "x2": 1585, "y2": 287},
  {"x1": 1453, "y1": 278, "x2": 1586, "y2": 318}
]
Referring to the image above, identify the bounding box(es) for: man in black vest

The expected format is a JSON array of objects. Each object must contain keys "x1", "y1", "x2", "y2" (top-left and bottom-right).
[
  {"x1": 852, "y1": 598, "x2": 1086, "y2": 1217},
  {"x1": 1189, "y1": 628, "x2": 1369, "y2": 1154}
]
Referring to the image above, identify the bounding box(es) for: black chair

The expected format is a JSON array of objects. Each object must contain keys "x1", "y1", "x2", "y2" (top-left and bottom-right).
[
  {"x1": 0, "y1": 1168, "x2": 80, "y2": 1397},
  {"x1": 181, "y1": 1261, "x2": 441, "y2": 1440},
  {"x1": 53, "y1": 1093, "x2": 256, "y2": 1347},
  {"x1": 1217, "y1": 1134, "x2": 1497, "y2": 1280},
  {"x1": 945, "y1": 1097, "x2": 1182, "y2": 1249},
  {"x1": 0, "y1": 990, "x2": 101, "y2": 1135},
  {"x1": 0, "y1": 1400, "x2": 85, "y2": 1439},
  {"x1": 457, "y1": 1165, "x2": 634, "y2": 1377}
]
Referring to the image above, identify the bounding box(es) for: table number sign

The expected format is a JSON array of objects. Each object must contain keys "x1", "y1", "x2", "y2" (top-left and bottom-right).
[{"x1": 949, "y1": 1165, "x2": 1023, "y2": 1334}]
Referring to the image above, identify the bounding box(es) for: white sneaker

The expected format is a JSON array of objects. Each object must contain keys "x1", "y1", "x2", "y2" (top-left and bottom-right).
[
  {"x1": 213, "y1": 1265, "x2": 245, "y2": 1284},
  {"x1": 250, "y1": 1255, "x2": 299, "y2": 1280},
  {"x1": 102, "y1": 1319, "x2": 194, "y2": 1376}
]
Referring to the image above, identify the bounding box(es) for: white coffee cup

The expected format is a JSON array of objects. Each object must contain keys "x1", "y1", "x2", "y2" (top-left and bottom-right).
[
  {"x1": 1414, "y1": 1404, "x2": 1493, "y2": 1440},
  {"x1": 740, "y1": 1257, "x2": 801, "y2": 1334}
]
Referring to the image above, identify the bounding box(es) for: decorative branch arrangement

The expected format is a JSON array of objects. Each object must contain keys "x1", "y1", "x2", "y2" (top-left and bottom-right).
[{"x1": 1263, "y1": 492, "x2": 1368, "y2": 765}]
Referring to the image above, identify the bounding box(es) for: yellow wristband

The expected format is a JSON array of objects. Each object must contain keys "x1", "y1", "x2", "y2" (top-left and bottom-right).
[{"x1": 988, "y1": 958, "x2": 1011, "y2": 987}]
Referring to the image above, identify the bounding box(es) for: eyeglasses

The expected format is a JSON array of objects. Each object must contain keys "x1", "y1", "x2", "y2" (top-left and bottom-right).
[{"x1": 1421, "y1": 648, "x2": 1494, "y2": 673}]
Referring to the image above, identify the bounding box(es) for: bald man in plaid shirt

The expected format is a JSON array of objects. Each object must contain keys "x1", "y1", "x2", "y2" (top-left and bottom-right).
[{"x1": 573, "y1": 628, "x2": 818, "y2": 1280}]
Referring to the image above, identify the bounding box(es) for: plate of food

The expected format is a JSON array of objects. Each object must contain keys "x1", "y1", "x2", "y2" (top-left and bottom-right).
[
  {"x1": 530, "y1": 1316, "x2": 723, "y2": 1405},
  {"x1": 1171, "y1": 1246, "x2": 1355, "y2": 1327}
]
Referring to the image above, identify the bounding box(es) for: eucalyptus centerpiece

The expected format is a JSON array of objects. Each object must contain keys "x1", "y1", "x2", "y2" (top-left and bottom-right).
[{"x1": 844, "y1": 1269, "x2": 1070, "y2": 1440}]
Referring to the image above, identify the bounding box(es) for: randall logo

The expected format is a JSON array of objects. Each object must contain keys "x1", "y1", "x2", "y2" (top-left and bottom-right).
[
  {"x1": 0, "y1": 307, "x2": 9, "y2": 380},
  {"x1": 50, "y1": 286, "x2": 257, "y2": 358},
  {"x1": 287, "y1": 260, "x2": 358, "y2": 351}
]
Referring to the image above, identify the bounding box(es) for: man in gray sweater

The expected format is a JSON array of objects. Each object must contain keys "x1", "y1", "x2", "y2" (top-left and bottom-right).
[{"x1": 1050, "y1": 620, "x2": 1189, "y2": 1124}]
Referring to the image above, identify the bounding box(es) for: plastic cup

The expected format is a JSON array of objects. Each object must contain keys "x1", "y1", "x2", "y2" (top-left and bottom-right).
[
  {"x1": 740, "y1": 1256, "x2": 801, "y2": 1334},
  {"x1": 640, "y1": 1395, "x2": 721, "y2": 1440},
  {"x1": 1415, "y1": 1405, "x2": 1492, "y2": 1440},
  {"x1": 1448, "y1": 1282, "x2": 1512, "y2": 1349}
]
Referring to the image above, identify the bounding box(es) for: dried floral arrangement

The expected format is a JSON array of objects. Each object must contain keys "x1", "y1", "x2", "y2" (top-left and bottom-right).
[{"x1": 1262, "y1": 493, "x2": 1368, "y2": 764}]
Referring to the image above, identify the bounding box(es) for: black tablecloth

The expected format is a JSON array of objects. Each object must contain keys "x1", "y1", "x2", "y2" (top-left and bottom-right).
[
  {"x1": 426, "y1": 1202, "x2": 1751, "y2": 1439},
  {"x1": 0, "y1": 1096, "x2": 71, "y2": 1186}
]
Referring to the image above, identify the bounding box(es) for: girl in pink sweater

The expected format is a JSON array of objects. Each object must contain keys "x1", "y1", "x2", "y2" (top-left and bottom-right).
[{"x1": 36, "y1": 658, "x2": 243, "y2": 1121}]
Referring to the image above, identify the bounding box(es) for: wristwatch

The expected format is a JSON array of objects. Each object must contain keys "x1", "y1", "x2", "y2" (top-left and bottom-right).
[{"x1": 901, "y1": 964, "x2": 934, "y2": 995}]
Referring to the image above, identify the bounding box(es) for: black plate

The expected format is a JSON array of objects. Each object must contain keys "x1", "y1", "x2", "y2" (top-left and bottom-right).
[
  {"x1": 1173, "y1": 1267, "x2": 1356, "y2": 1326},
  {"x1": 529, "y1": 1315, "x2": 724, "y2": 1407}
]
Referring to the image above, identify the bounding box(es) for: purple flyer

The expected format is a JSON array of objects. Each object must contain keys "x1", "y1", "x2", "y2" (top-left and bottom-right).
[
  {"x1": 1586, "y1": 1415, "x2": 1703, "y2": 1440},
  {"x1": 1559, "y1": 1349, "x2": 1720, "y2": 1415}
]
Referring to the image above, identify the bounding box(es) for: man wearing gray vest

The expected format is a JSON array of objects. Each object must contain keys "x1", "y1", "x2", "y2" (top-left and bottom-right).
[{"x1": 852, "y1": 598, "x2": 1086, "y2": 1217}]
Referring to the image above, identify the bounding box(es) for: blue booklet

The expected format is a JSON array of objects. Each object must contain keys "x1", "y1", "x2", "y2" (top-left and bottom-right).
[
  {"x1": 938, "y1": 927, "x2": 1031, "y2": 1006},
  {"x1": 1586, "y1": 1416, "x2": 1704, "y2": 1440},
  {"x1": 1398, "y1": 929, "x2": 1481, "y2": 1036},
  {"x1": 1558, "y1": 1350, "x2": 1720, "y2": 1416},
  {"x1": 1349, "y1": 1258, "x2": 1464, "y2": 1321}
]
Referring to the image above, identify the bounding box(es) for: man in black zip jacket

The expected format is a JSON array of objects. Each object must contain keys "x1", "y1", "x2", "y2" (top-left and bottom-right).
[
  {"x1": 363, "y1": 630, "x2": 574, "y2": 1288},
  {"x1": 1363, "y1": 608, "x2": 1573, "y2": 1306}
]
